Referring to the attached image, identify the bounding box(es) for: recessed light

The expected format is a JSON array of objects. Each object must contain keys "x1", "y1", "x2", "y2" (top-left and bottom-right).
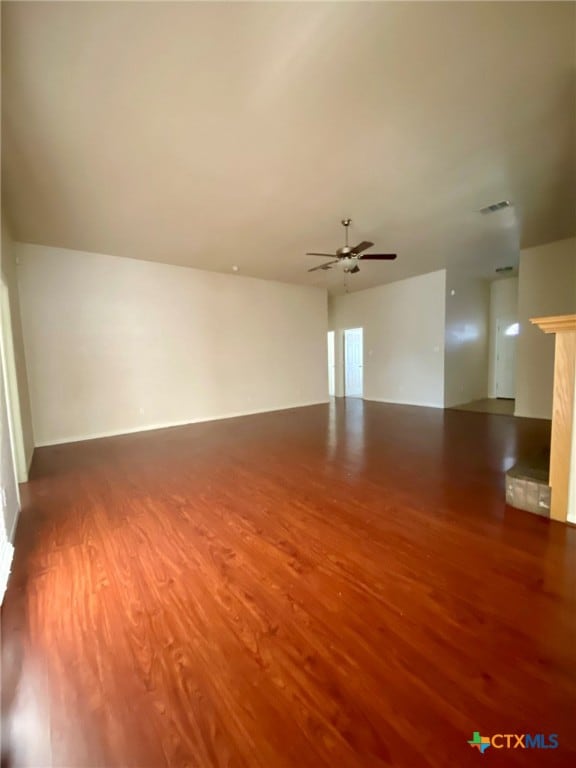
[{"x1": 232, "y1": 265, "x2": 239, "y2": 272}]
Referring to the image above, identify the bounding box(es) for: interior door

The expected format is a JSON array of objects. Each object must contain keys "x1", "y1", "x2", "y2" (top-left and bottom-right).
[
  {"x1": 327, "y1": 331, "x2": 335, "y2": 397},
  {"x1": 344, "y1": 328, "x2": 363, "y2": 398},
  {"x1": 495, "y1": 316, "x2": 518, "y2": 398}
]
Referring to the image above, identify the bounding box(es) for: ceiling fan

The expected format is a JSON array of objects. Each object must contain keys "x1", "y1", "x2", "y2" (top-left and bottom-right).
[{"x1": 307, "y1": 219, "x2": 397, "y2": 274}]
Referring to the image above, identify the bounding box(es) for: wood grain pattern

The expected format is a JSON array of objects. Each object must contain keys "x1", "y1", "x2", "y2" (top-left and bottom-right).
[
  {"x1": 2, "y1": 399, "x2": 576, "y2": 767},
  {"x1": 549, "y1": 331, "x2": 576, "y2": 522}
]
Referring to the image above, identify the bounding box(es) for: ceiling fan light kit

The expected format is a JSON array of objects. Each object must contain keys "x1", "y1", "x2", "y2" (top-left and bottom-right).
[{"x1": 306, "y1": 219, "x2": 397, "y2": 275}]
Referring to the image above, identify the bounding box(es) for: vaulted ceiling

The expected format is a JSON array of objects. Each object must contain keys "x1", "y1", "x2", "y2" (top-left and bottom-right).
[{"x1": 2, "y1": 1, "x2": 575, "y2": 293}]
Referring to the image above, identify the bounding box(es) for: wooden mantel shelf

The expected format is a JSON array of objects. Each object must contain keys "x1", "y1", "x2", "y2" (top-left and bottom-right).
[
  {"x1": 530, "y1": 314, "x2": 576, "y2": 523},
  {"x1": 530, "y1": 315, "x2": 576, "y2": 334}
]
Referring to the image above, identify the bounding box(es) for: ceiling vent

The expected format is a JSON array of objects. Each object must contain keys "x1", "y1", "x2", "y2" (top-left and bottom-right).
[
  {"x1": 495, "y1": 266, "x2": 514, "y2": 273},
  {"x1": 480, "y1": 200, "x2": 512, "y2": 214}
]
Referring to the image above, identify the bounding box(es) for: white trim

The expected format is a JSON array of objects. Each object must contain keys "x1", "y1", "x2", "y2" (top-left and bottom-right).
[
  {"x1": 364, "y1": 396, "x2": 444, "y2": 409},
  {"x1": 34, "y1": 400, "x2": 330, "y2": 447},
  {"x1": 0, "y1": 282, "x2": 27, "y2": 486},
  {"x1": 0, "y1": 538, "x2": 15, "y2": 605},
  {"x1": 8, "y1": 506, "x2": 19, "y2": 542}
]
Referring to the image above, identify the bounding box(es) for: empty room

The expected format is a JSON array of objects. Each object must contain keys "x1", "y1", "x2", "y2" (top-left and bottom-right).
[{"x1": 1, "y1": 2, "x2": 576, "y2": 766}]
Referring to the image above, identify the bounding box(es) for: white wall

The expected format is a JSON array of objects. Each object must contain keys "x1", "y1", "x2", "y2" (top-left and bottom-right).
[
  {"x1": 444, "y1": 271, "x2": 489, "y2": 408},
  {"x1": 328, "y1": 270, "x2": 446, "y2": 408},
  {"x1": 17, "y1": 244, "x2": 328, "y2": 446},
  {"x1": 515, "y1": 238, "x2": 576, "y2": 419},
  {"x1": 487, "y1": 277, "x2": 518, "y2": 398}
]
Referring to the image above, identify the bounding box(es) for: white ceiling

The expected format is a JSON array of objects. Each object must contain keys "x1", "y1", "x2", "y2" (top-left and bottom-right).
[{"x1": 2, "y1": 1, "x2": 575, "y2": 294}]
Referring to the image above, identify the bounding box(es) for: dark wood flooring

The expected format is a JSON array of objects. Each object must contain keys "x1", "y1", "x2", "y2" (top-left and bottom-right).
[{"x1": 2, "y1": 399, "x2": 576, "y2": 767}]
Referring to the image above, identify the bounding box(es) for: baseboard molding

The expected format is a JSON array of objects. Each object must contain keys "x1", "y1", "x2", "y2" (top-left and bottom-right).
[
  {"x1": 364, "y1": 396, "x2": 443, "y2": 409},
  {"x1": 26, "y1": 445, "x2": 35, "y2": 474},
  {"x1": 513, "y1": 410, "x2": 552, "y2": 421},
  {"x1": 0, "y1": 537, "x2": 15, "y2": 605},
  {"x1": 35, "y1": 400, "x2": 330, "y2": 448}
]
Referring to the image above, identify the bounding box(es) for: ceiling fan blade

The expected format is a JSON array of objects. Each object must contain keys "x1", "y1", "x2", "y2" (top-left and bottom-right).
[
  {"x1": 308, "y1": 260, "x2": 339, "y2": 273},
  {"x1": 350, "y1": 241, "x2": 374, "y2": 255},
  {"x1": 358, "y1": 253, "x2": 398, "y2": 261},
  {"x1": 306, "y1": 252, "x2": 337, "y2": 257}
]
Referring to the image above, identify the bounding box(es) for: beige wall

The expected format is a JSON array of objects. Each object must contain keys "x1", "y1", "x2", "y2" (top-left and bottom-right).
[
  {"x1": 17, "y1": 244, "x2": 329, "y2": 446},
  {"x1": 1, "y1": 221, "x2": 34, "y2": 475},
  {"x1": 328, "y1": 270, "x2": 446, "y2": 408},
  {"x1": 444, "y1": 271, "x2": 489, "y2": 408},
  {"x1": 487, "y1": 277, "x2": 518, "y2": 399},
  {"x1": 515, "y1": 238, "x2": 576, "y2": 419}
]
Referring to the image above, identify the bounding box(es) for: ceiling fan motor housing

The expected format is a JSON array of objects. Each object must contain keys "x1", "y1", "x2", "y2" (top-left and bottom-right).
[{"x1": 306, "y1": 217, "x2": 397, "y2": 274}]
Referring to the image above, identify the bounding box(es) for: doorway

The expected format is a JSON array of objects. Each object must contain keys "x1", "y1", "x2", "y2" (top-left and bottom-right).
[
  {"x1": 344, "y1": 328, "x2": 363, "y2": 398},
  {"x1": 495, "y1": 316, "x2": 518, "y2": 399},
  {"x1": 327, "y1": 331, "x2": 335, "y2": 397}
]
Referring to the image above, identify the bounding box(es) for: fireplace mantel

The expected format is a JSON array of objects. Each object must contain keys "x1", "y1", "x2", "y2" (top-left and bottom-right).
[
  {"x1": 530, "y1": 315, "x2": 576, "y2": 523},
  {"x1": 530, "y1": 315, "x2": 576, "y2": 335}
]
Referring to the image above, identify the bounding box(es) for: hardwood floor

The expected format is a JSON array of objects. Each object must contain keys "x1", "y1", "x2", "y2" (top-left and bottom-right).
[{"x1": 2, "y1": 399, "x2": 575, "y2": 767}]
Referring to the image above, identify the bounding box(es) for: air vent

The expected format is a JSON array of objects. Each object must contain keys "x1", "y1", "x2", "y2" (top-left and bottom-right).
[
  {"x1": 480, "y1": 200, "x2": 512, "y2": 214},
  {"x1": 495, "y1": 266, "x2": 514, "y2": 273}
]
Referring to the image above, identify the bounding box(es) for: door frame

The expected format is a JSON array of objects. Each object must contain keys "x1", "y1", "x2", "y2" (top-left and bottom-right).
[
  {"x1": 0, "y1": 282, "x2": 26, "y2": 488},
  {"x1": 494, "y1": 314, "x2": 518, "y2": 399}
]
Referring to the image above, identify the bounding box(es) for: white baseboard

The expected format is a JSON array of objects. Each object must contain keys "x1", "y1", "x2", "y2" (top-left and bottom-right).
[
  {"x1": 35, "y1": 400, "x2": 330, "y2": 448},
  {"x1": 364, "y1": 396, "x2": 444, "y2": 409},
  {"x1": 0, "y1": 537, "x2": 15, "y2": 605},
  {"x1": 513, "y1": 409, "x2": 551, "y2": 421}
]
